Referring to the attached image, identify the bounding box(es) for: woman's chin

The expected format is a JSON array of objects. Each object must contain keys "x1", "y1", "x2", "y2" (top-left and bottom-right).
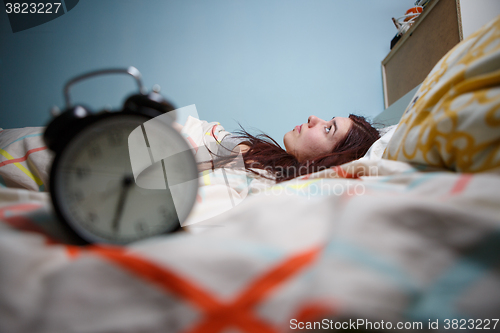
[
  {"x1": 283, "y1": 132, "x2": 292, "y2": 150},
  {"x1": 283, "y1": 133, "x2": 297, "y2": 158}
]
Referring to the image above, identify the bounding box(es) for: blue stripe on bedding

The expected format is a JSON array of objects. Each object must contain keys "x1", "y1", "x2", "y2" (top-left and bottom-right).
[
  {"x1": 407, "y1": 231, "x2": 500, "y2": 321},
  {"x1": 323, "y1": 240, "x2": 419, "y2": 295},
  {"x1": 1, "y1": 133, "x2": 43, "y2": 150},
  {"x1": 406, "y1": 173, "x2": 440, "y2": 190}
]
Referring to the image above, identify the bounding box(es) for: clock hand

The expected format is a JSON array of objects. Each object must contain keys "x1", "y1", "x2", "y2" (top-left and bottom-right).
[{"x1": 111, "y1": 174, "x2": 134, "y2": 232}]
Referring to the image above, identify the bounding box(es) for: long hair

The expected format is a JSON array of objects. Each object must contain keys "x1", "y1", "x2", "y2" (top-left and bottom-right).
[{"x1": 233, "y1": 114, "x2": 380, "y2": 182}]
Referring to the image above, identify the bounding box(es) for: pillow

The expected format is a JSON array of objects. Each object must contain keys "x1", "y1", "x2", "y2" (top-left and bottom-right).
[
  {"x1": 383, "y1": 15, "x2": 500, "y2": 173},
  {"x1": 361, "y1": 125, "x2": 397, "y2": 161},
  {"x1": 0, "y1": 127, "x2": 53, "y2": 191}
]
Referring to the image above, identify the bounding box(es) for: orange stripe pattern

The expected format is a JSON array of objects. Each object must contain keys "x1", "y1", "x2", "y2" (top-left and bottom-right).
[
  {"x1": 0, "y1": 146, "x2": 47, "y2": 168},
  {"x1": 64, "y1": 245, "x2": 324, "y2": 333}
]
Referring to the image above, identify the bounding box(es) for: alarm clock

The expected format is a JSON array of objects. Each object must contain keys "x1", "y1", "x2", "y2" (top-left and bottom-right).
[{"x1": 44, "y1": 67, "x2": 198, "y2": 245}]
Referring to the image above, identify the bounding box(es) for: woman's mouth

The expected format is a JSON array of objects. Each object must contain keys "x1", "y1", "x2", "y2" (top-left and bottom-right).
[{"x1": 295, "y1": 125, "x2": 302, "y2": 133}]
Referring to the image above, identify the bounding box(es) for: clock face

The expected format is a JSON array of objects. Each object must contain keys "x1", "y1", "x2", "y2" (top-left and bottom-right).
[{"x1": 50, "y1": 114, "x2": 197, "y2": 244}]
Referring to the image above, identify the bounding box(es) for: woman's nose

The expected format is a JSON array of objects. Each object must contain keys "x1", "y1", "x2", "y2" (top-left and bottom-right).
[{"x1": 308, "y1": 115, "x2": 320, "y2": 127}]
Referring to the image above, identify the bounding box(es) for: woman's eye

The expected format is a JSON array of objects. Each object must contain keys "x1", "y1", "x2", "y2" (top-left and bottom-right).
[{"x1": 325, "y1": 126, "x2": 332, "y2": 134}]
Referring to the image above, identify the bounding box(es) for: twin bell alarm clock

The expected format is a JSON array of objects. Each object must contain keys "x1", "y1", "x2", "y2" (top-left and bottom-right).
[{"x1": 44, "y1": 67, "x2": 198, "y2": 245}]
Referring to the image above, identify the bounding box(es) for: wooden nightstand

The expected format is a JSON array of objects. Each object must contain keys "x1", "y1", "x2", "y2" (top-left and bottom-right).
[
  {"x1": 381, "y1": 0, "x2": 500, "y2": 109},
  {"x1": 382, "y1": 0, "x2": 462, "y2": 108}
]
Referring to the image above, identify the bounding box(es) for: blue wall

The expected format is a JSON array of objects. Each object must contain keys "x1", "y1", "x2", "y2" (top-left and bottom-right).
[{"x1": 0, "y1": 0, "x2": 411, "y2": 143}]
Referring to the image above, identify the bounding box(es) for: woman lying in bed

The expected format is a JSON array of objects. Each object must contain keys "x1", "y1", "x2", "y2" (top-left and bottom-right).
[{"x1": 190, "y1": 114, "x2": 380, "y2": 182}]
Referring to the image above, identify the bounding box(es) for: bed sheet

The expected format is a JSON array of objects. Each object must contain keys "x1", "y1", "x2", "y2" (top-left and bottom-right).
[
  {"x1": 1, "y1": 149, "x2": 499, "y2": 332},
  {"x1": 0, "y1": 127, "x2": 52, "y2": 192}
]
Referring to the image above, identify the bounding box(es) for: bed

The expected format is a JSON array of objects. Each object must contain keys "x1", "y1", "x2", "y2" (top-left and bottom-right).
[{"x1": 1, "y1": 15, "x2": 500, "y2": 333}]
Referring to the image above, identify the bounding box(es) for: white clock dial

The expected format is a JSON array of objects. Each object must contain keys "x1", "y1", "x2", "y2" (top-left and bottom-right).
[{"x1": 51, "y1": 115, "x2": 190, "y2": 244}]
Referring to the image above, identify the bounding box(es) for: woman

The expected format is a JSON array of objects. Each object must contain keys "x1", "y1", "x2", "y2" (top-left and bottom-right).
[{"x1": 210, "y1": 114, "x2": 380, "y2": 182}]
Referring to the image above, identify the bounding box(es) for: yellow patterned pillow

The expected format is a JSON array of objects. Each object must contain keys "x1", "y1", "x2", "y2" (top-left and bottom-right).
[{"x1": 383, "y1": 15, "x2": 500, "y2": 173}]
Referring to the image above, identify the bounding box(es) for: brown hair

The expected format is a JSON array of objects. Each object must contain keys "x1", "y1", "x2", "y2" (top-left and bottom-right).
[{"x1": 231, "y1": 114, "x2": 380, "y2": 182}]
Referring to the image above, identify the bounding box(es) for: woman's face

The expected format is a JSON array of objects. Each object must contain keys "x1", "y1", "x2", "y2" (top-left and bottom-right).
[{"x1": 283, "y1": 115, "x2": 352, "y2": 162}]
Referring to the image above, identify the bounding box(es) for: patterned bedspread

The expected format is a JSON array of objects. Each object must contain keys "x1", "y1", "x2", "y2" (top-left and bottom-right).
[{"x1": 1, "y1": 128, "x2": 499, "y2": 332}]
